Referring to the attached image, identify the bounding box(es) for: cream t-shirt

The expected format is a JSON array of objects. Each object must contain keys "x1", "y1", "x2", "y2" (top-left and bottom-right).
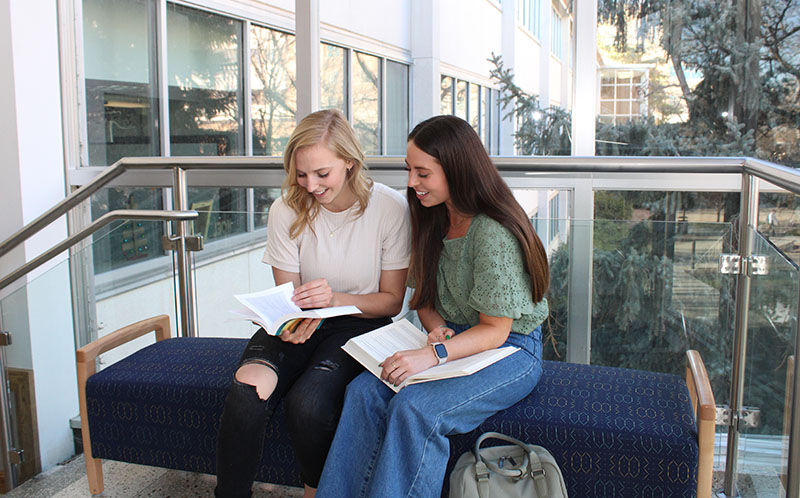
[{"x1": 262, "y1": 182, "x2": 411, "y2": 295}]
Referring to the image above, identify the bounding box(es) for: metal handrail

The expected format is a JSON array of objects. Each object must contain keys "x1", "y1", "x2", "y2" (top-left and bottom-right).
[
  {"x1": 0, "y1": 209, "x2": 197, "y2": 292},
  {"x1": 6, "y1": 154, "x2": 784, "y2": 265}
]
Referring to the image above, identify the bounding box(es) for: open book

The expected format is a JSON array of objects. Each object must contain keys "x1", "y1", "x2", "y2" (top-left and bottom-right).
[
  {"x1": 342, "y1": 318, "x2": 518, "y2": 393},
  {"x1": 231, "y1": 282, "x2": 361, "y2": 336}
]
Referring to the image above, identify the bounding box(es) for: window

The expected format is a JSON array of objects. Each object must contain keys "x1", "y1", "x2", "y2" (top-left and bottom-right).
[
  {"x1": 551, "y1": 9, "x2": 563, "y2": 59},
  {"x1": 167, "y1": 4, "x2": 244, "y2": 156},
  {"x1": 81, "y1": 1, "x2": 410, "y2": 275},
  {"x1": 517, "y1": 0, "x2": 541, "y2": 37},
  {"x1": 549, "y1": 194, "x2": 559, "y2": 242},
  {"x1": 598, "y1": 68, "x2": 649, "y2": 124},
  {"x1": 352, "y1": 52, "x2": 381, "y2": 154},
  {"x1": 320, "y1": 43, "x2": 347, "y2": 114},
  {"x1": 83, "y1": 0, "x2": 160, "y2": 166},
  {"x1": 441, "y1": 76, "x2": 454, "y2": 114},
  {"x1": 440, "y1": 75, "x2": 500, "y2": 153},
  {"x1": 386, "y1": 61, "x2": 409, "y2": 155},
  {"x1": 250, "y1": 25, "x2": 296, "y2": 156}
]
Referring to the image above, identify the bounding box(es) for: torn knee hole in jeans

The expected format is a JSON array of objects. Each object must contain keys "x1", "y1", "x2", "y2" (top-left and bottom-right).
[{"x1": 313, "y1": 360, "x2": 339, "y2": 372}]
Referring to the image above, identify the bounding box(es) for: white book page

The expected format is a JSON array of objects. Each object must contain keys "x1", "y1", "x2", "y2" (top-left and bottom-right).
[
  {"x1": 349, "y1": 319, "x2": 428, "y2": 363},
  {"x1": 234, "y1": 282, "x2": 299, "y2": 327},
  {"x1": 407, "y1": 346, "x2": 519, "y2": 382}
]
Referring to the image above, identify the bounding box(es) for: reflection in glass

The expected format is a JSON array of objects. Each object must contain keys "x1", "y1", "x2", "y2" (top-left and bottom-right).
[
  {"x1": 440, "y1": 76, "x2": 454, "y2": 115},
  {"x1": 167, "y1": 4, "x2": 243, "y2": 156},
  {"x1": 385, "y1": 61, "x2": 409, "y2": 155},
  {"x1": 254, "y1": 188, "x2": 283, "y2": 228},
  {"x1": 469, "y1": 82, "x2": 480, "y2": 133},
  {"x1": 188, "y1": 188, "x2": 248, "y2": 241},
  {"x1": 83, "y1": 0, "x2": 159, "y2": 166},
  {"x1": 91, "y1": 187, "x2": 165, "y2": 273},
  {"x1": 455, "y1": 80, "x2": 467, "y2": 120},
  {"x1": 352, "y1": 52, "x2": 381, "y2": 155},
  {"x1": 250, "y1": 25, "x2": 296, "y2": 156},
  {"x1": 321, "y1": 43, "x2": 347, "y2": 114}
]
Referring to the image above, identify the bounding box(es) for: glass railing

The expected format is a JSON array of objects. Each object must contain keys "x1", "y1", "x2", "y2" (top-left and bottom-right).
[
  {"x1": 2, "y1": 157, "x2": 800, "y2": 496},
  {"x1": 0, "y1": 217, "x2": 180, "y2": 485},
  {"x1": 734, "y1": 228, "x2": 799, "y2": 495}
]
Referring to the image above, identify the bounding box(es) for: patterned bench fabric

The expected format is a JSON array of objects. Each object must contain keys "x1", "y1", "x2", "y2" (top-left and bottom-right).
[
  {"x1": 85, "y1": 338, "x2": 303, "y2": 487},
  {"x1": 446, "y1": 361, "x2": 699, "y2": 498},
  {"x1": 86, "y1": 340, "x2": 698, "y2": 497}
]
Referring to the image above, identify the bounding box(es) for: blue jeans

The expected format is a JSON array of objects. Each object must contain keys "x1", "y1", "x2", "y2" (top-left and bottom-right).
[{"x1": 316, "y1": 325, "x2": 543, "y2": 498}]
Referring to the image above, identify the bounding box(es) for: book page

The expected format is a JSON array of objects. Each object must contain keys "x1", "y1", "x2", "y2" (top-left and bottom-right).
[
  {"x1": 407, "y1": 347, "x2": 518, "y2": 383},
  {"x1": 234, "y1": 283, "x2": 299, "y2": 327},
  {"x1": 349, "y1": 319, "x2": 427, "y2": 363}
]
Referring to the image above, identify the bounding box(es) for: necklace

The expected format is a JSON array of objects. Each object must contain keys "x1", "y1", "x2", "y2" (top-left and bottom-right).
[
  {"x1": 321, "y1": 210, "x2": 352, "y2": 237},
  {"x1": 449, "y1": 215, "x2": 472, "y2": 229}
]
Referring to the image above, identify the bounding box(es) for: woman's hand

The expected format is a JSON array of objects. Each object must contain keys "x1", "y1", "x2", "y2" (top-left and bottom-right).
[
  {"x1": 292, "y1": 278, "x2": 334, "y2": 309},
  {"x1": 427, "y1": 326, "x2": 454, "y2": 344},
  {"x1": 380, "y1": 346, "x2": 438, "y2": 386},
  {"x1": 278, "y1": 318, "x2": 322, "y2": 344}
]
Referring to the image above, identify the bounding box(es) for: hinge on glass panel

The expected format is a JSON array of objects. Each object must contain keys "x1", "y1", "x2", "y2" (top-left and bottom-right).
[
  {"x1": 162, "y1": 235, "x2": 204, "y2": 252},
  {"x1": 0, "y1": 332, "x2": 11, "y2": 347},
  {"x1": 715, "y1": 404, "x2": 761, "y2": 430},
  {"x1": 718, "y1": 254, "x2": 768, "y2": 275},
  {"x1": 8, "y1": 448, "x2": 23, "y2": 465}
]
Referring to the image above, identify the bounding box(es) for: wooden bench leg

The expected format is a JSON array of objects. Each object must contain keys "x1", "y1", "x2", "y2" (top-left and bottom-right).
[{"x1": 75, "y1": 315, "x2": 172, "y2": 495}]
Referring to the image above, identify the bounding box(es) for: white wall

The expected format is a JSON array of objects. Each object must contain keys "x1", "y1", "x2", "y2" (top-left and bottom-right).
[
  {"x1": 514, "y1": 29, "x2": 542, "y2": 94},
  {"x1": 0, "y1": 0, "x2": 78, "y2": 472},
  {"x1": 440, "y1": 0, "x2": 502, "y2": 82},
  {"x1": 321, "y1": 0, "x2": 411, "y2": 55}
]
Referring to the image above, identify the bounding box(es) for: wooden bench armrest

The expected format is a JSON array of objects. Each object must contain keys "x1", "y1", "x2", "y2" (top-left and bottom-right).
[
  {"x1": 686, "y1": 349, "x2": 716, "y2": 498},
  {"x1": 75, "y1": 314, "x2": 171, "y2": 495},
  {"x1": 76, "y1": 314, "x2": 172, "y2": 371}
]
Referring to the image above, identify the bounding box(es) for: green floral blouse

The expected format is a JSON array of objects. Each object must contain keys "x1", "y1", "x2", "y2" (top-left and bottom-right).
[{"x1": 436, "y1": 214, "x2": 548, "y2": 334}]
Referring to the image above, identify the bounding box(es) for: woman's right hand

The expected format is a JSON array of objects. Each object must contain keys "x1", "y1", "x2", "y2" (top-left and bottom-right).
[
  {"x1": 279, "y1": 318, "x2": 322, "y2": 344},
  {"x1": 292, "y1": 278, "x2": 334, "y2": 309}
]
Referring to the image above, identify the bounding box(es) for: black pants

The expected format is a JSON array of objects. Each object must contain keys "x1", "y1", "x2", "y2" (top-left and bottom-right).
[{"x1": 215, "y1": 315, "x2": 391, "y2": 498}]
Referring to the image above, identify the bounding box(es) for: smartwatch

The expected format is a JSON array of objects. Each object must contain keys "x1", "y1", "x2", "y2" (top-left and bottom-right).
[{"x1": 431, "y1": 342, "x2": 448, "y2": 365}]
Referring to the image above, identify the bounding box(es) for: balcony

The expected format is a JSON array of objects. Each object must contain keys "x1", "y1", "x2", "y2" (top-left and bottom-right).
[{"x1": 0, "y1": 155, "x2": 798, "y2": 497}]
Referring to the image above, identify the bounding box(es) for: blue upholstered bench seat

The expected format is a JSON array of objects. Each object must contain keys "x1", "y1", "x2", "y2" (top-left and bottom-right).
[{"x1": 85, "y1": 337, "x2": 699, "y2": 497}]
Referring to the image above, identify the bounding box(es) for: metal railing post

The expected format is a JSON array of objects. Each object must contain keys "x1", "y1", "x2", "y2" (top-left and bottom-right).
[
  {"x1": 722, "y1": 173, "x2": 759, "y2": 496},
  {"x1": 171, "y1": 167, "x2": 197, "y2": 337}
]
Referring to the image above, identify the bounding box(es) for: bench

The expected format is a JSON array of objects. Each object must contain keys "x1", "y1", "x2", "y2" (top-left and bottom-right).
[{"x1": 77, "y1": 315, "x2": 715, "y2": 497}]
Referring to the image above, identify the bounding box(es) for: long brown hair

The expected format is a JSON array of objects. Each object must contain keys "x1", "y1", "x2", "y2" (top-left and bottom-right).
[
  {"x1": 282, "y1": 109, "x2": 372, "y2": 238},
  {"x1": 407, "y1": 115, "x2": 549, "y2": 310}
]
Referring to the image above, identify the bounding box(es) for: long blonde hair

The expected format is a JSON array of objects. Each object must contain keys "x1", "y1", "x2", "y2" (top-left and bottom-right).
[{"x1": 282, "y1": 110, "x2": 373, "y2": 238}]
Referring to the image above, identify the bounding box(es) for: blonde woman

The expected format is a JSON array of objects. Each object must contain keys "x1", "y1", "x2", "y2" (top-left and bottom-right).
[{"x1": 215, "y1": 110, "x2": 410, "y2": 498}]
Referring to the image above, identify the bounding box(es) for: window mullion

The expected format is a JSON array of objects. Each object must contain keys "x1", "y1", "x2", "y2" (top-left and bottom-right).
[
  {"x1": 156, "y1": 0, "x2": 171, "y2": 157},
  {"x1": 243, "y1": 20, "x2": 253, "y2": 157}
]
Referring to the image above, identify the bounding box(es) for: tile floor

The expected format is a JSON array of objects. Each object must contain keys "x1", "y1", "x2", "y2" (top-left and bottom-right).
[{"x1": 4, "y1": 455, "x2": 303, "y2": 498}]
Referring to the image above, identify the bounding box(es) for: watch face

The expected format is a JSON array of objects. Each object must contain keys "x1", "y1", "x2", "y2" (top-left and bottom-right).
[{"x1": 434, "y1": 343, "x2": 448, "y2": 359}]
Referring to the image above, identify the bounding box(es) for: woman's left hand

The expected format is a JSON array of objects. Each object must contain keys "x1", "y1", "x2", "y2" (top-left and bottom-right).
[
  {"x1": 381, "y1": 346, "x2": 438, "y2": 387},
  {"x1": 292, "y1": 278, "x2": 334, "y2": 308}
]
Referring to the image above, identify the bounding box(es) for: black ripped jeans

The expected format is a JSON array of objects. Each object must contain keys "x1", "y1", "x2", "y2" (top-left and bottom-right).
[{"x1": 215, "y1": 315, "x2": 391, "y2": 498}]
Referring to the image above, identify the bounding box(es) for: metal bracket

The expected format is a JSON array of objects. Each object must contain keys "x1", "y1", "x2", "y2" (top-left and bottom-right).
[
  {"x1": 719, "y1": 254, "x2": 768, "y2": 276},
  {"x1": 715, "y1": 404, "x2": 761, "y2": 430},
  {"x1": 161, "y1": 235, "x2": 204, "y2": 252},
  {"x1": 0, "y1": 332, "x2": 10, "y2": 347},
  {"x1": 8, "y1": 448, "x2": 23, "y2": 465}
]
